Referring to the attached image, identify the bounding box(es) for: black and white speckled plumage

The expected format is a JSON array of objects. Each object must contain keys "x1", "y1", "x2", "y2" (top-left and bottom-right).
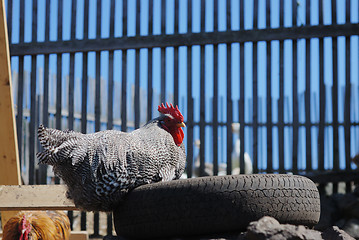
[{"x1": 37, "y1": 116, "x2": 186, "y2": 211}]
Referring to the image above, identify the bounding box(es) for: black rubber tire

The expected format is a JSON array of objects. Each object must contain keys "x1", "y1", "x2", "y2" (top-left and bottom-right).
[{"x1": 114, "y1": 174, "x2": 320, "y2": 239}]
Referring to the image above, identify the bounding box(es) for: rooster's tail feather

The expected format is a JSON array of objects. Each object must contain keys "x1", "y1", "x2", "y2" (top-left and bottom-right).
[{"x1": 37, "y1": 125, "x2": 80, "y2": 165}]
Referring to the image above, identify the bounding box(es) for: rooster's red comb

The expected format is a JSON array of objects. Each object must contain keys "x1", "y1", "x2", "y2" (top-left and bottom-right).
[{"x1": 158, "y1": 103, "x2": 184, "y2": 122}]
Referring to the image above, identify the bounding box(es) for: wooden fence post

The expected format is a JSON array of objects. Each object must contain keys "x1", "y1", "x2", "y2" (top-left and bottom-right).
[{"x1": 0, "y1": 0, "x2": 21, "y2": 228}]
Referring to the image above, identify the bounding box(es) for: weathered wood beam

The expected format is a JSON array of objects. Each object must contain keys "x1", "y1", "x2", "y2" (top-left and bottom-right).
[
  {"x1": 303, "y1": 170, "x2": 359, "y2": 185},
  {"x1": 9, "y1": 23, "x2": 359, "y2": 56},
  {"x1": 0, "y1": 185, "x2": 76, "y2": 211},
  {"x1": 0, "y1": 0, "x2": 21, "y2": 227}
]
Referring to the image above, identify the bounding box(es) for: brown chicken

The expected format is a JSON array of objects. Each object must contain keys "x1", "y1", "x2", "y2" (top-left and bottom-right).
[{"x1": 2, "y1": 211, "x2": 71, "y2": 240}]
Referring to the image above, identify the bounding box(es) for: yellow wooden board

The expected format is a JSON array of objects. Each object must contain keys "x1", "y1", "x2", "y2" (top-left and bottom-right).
[
  {"x1": 0, "y1": 0, "x2": 21, "y2": 228},
  {"x1": 0, "y1": 231, "x2": 89, "y2": 240},
  {"x1": 0, "y1": 185, "x2": 77, "y2": 211}
]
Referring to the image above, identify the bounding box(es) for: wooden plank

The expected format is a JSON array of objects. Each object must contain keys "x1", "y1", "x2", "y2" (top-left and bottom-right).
[
  {"x1": 199, "y1": 0, "x2": 205, "y2": 176},
  {"x1": 108, "y1": 50, "x2": 114, "y2": 129},
  {"x1": 278, "y1": 0, "x2": 284, "y2": 173},
  {"x1": 173, "y1": 0, "x2": 179, "y2": 106},
  {"x1": 92, "y1": 2, "x2": 102, "y2": 236},
  {"x1": 95, "y1": 51, "x2": 101, "y2": 132},
  {"x1": 6, "y1": 0, "x2": 11, "y2": 42},
  {"x1": 147, "y1": 0, "x2": 153, "y2": 122},
  {"x1": 121, "y1": 0, "x2": 127, "y2": 132},
  {"x1": 292, "y1": 0, "x2": 298, "y2": 174},
  {"x1": 318, "y1": 0, "x2": 325, "y2": 172},
  {"x1": 186, "y1": 0, "x2": 193, "y2": 178},
  {"x1": 252, "y1": 0, "x2": 258, "y2": 173},
  {"x1": 226, "y1": 0, "x2": 232, "y2": 175},
  {"x1": 0, "y1": 0, "x2": 21, "y2": 227},
  {"x1": 107, "y1": 0, "x2": 115, "y2": 131},
  {"x1": 9, "y1": 23, "x2": 359, "y2": 56},
  {"x1": 0, "y1": 230, "x2": 88, "y2": 239},
  {"x1": 304, "y1": 170, "x2": 359, "y2": 185},
  {"x1": 305, "y1": 0, "x2": 312, "y2": 172},
  {"x1": 16, "y1": 0, "x2": 24, "y2": 171},
  {"x1": 213, "y1": 0, "x2": 218, "y2": 176},
  {"x1": 160, "y1": 0, "x2": 166, "y2": 103},
  {"x1": 344, "y1": 0, "x2": 351, "y2": 193},
  {"x1": 56, "y1": 0, "x2": 63, "y2": 135},
  {"x1": 81, "y1": 1, "x2": 89, "y2": 230},
  {"x1": 39, "y1": 0, "x2": 50, "y2": 183},
  {"x1": 332, "y1": 0, "x2": 339, "y2": 194},
  {"x1": 199, "y1": 43, "x2": 205, "y2": 176},
  {"x1": 239, "y1": 0, "x2": 245, "y2": 174},
  {"x1": 29, "y1": 0, "x2": 37, "y2": 185},
  {"x1": 0, "y1": 185, "x2": 76, "y2": 210},
  {"x1": 134, "y1": 0, "x2": 140, "y2": 129},
  {"x1": 266, "y1": 0, "x2": 272, "y2": 173},
  {"x1": 70, "y1": 231, "x2": 89, "y2": 240}
]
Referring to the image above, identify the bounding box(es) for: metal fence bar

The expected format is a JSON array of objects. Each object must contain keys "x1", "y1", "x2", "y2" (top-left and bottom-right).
[
  {"x1": 134, "y1": 0, "x2": 140, "y2": 129},
  {"x1": 292, "y1": 0, "x2": 298, "y2": 174},
  {"x1": 318, "y1": 0, "x2": 325, "y2": 173},
  {"x1": 160, "y1": 0, "x2": 166, "y2": 103},
  {"x1": 56, "y1": 0, "x2": 63, "y2": 132},
  {"x1": 80, "y1": 0, "x2": 89, "y2": 231},
  {"x1": 16, "y1": 0, "x2": 25, "y2": 170},
  {"x1": 38, "y1": 0, "x2": 50, "y2": 184},
  {"x1": 265, "y1": 0, "x2": 272, "y2": 173},
  {"x1": 7, "y1": 0, "x2": 12, "y2": 42},
  {"x1": 67, "y1": 0, "x2": 77, "y2": 227},
  {"x1": 147, "y1": 0, "x2": 153, "y2": 122},
  {"x1": 9, "y1": 23, "x2": 359, "y2": 56},
  {"x1": 19, "y1": 0, "x2": 24, "y2": 43},
  {"x1": 239, "y1": 0, "x2": 245, "y2": 174},
  {"x1": 121, "y1": 0, "x2": 127, "y2": 132},
  {"x1": 68, "y1": 0, "x2": 76, "y2": 130},
  {"x1": 198, "y1": 0, "x2": 205, "y2": 176},
  {"x1": 54, "y1": 0, "x2": 63, "y2": 185},
  {"x1": 106, "y1": 0, "x2": 115, "y2": 234},
  {"x1": 332, "y1": 0, "x2": 339, "y2": 194},
  {"x1": 344, "y1": 0, "x2": 351, "y2": 192},
  {"x1": 278, "y1": 0, "x2": 284, "y2": 173},
  {"x1": 186, "y1": 0, "x2": 193, "y2": 178},
  {"x1": 147, "y1": 46, "x2": 153, "y2": 121},
  {"x1": 305, "y1": 0, "x2": 312, "y2": 171},
  {"x1": 95, "y1": 2, "x2": 101, "y2": 133},
  {"x1": 92, "y1": 1, "x2": 102, "y2": 237},
  {"x1": 252, "y1": 0, "x2": 258, "y2": 173},
  {"x1": 173, "y1": 0, "x2": 179, "y2": 106},
  {"x1": 226, "y1": 0, "x2": 232, "y2": 175},
  {"x1": 29, "y1": 0, "x2": 38, "y2": 185},
  {"x1": 212, "y1": 0, "x2": 218, "y2": 176}
]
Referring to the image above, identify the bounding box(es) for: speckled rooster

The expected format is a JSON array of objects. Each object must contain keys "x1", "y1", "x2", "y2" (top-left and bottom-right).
[
  {"x1": 37, "y1": 103, "x2": 186, "y2": 211},
  {"x1": 2, "y1": 211, "x2": 71, "y2": 240}
]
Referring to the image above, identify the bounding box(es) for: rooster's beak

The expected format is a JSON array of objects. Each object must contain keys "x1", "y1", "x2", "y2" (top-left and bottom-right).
[{"x1": 177, "y1": 122, "x2": 186, "y2": 128}]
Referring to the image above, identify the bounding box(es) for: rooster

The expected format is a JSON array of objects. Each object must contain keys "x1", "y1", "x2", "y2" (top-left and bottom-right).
[
  {"x1": 37, "y1": 103, "x2": 186, "y2": 211},
  {"x1": 2, "y1": 211, "x2": 70, "y2": 240}
]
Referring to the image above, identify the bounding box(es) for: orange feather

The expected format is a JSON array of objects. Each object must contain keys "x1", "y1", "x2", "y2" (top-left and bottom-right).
[{"x1": 2, "y1": 211, "x2": 71, "y2": 240}]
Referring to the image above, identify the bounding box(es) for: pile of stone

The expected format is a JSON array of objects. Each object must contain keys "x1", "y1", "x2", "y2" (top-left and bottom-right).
[
  {"x1": 315, "y1": 186, "x2": 359, "y2": 239},
  {"x1": 238, "y1": 216, "x2": 354, "y2": 240}
]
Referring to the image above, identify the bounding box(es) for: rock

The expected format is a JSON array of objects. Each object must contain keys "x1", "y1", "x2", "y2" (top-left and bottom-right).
[
  {"x1": 322, "y1": 226, "x2": 355, "y2": 240},
  {"x1": 245, "y1": 216, "x2": 322, "y2": 240},
  {"x1": 342, "y1": 218, "x2": 359, "y2": 239}
]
